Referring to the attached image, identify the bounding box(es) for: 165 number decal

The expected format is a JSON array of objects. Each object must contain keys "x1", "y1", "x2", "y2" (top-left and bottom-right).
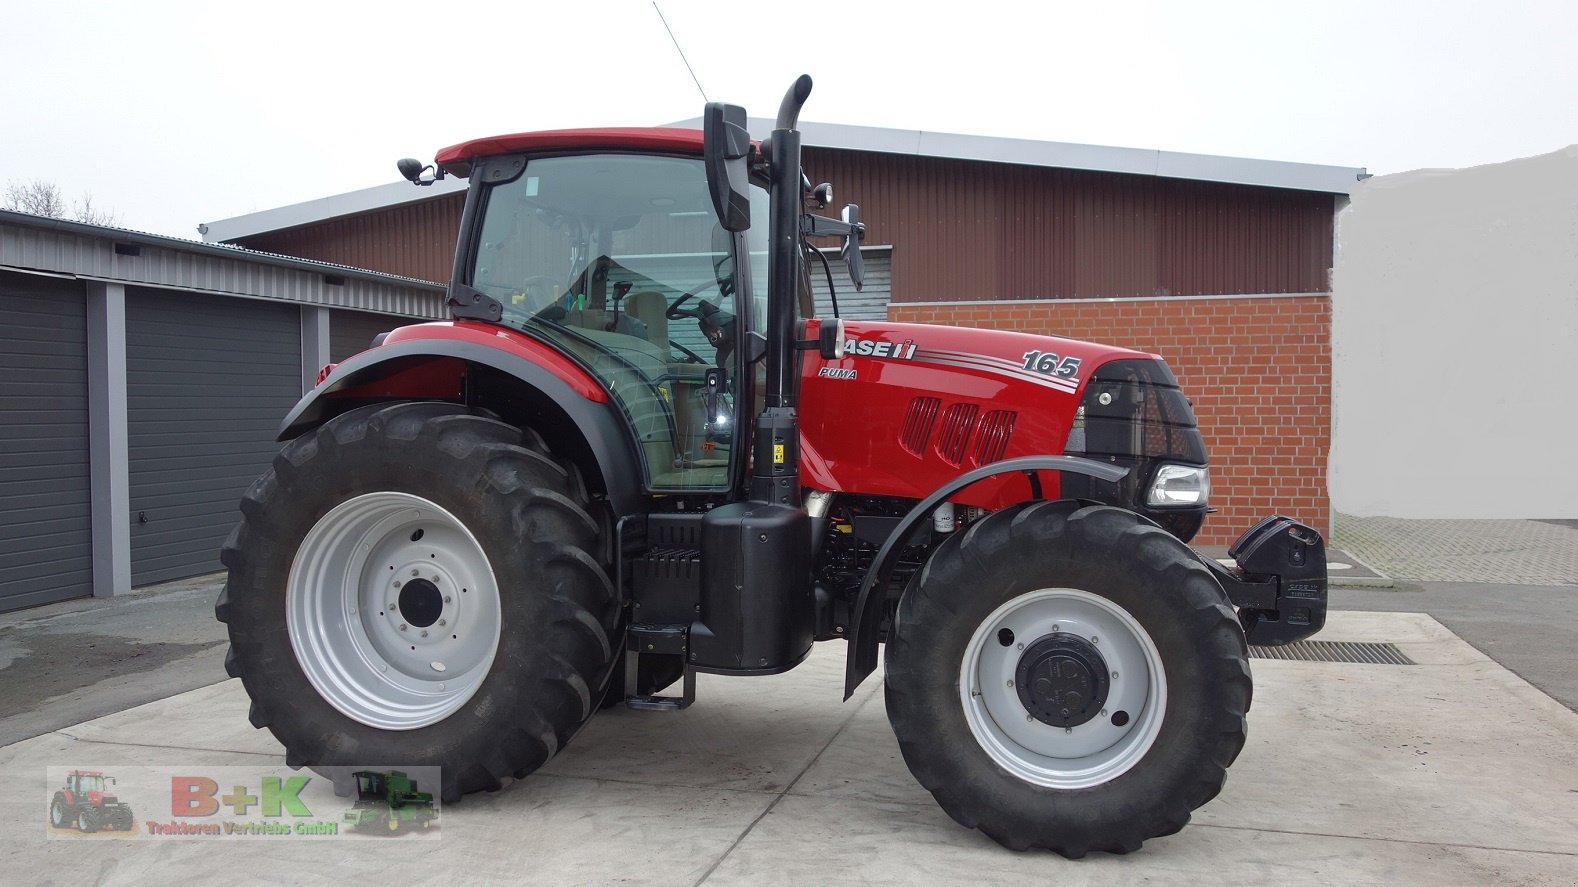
[{"x1": 1021, "y1": 350, "x2": 1081, "y2": 379}]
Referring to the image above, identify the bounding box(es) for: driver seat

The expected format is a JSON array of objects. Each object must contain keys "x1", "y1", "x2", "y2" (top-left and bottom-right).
[{"x1": 625, "y1": 291, "x2": 669, "y2": 350}]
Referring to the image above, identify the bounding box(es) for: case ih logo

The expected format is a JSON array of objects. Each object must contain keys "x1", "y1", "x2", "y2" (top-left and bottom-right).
[{"x1": 843, "y1": 337, "x2": 917, "y2": 360}]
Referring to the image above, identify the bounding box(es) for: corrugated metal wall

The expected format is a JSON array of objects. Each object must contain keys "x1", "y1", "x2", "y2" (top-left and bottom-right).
[
  {"x1": 809, "y1": 248, "x2": 892, "y2": 321},
  {"x1": 233, "y1": 148, "x2": 1334, "y2": 303},
  {"x1": 330, "y1": 309, "x2": 409, "y2": 362},
  {"x1": 126, "y1": 287, "x2": 302, "y2": 585},
  {"x1": 801, "y1": 147, "x2": 1334, "y2": 301},
  {"x1": 0, "y1": 272, "x2": 92, "y2": 611},
  {"x1": 239, "y1": 195, "x2": 465, "y2": 284}
]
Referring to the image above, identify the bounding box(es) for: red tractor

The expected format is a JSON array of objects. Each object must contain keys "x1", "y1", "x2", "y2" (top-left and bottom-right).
[
  {"x1": 217, "y1": 76, "x2": 1326, "y2": 856},
  {"x1": 50, "y1": 770, "x2": 134, "y2": 832}
]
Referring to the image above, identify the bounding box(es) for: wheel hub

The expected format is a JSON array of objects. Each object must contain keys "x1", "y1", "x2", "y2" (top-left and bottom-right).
[
  {"x1": 959, "y1": 587, "x2": 1167, "y2": 789},
  {"x1": 1016, "y1": 633, "x2": 1110, "y2": 727},
  {"x1": 287, "y1": 491, "x2": 502, "y2": 730},
  {"x1": 397, "y1": 578, "x2": 444, "y2": 628}
]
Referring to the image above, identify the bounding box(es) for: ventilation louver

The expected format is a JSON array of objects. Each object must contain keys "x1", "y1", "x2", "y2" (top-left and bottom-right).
[
  {"x1": 900, "y1": 397, "x2": 941, "y2": 456},
  {"x1": 972, "y1": 410, "x2": 1017, "y2": 466},
  {"x1": 935, "y1": 403, "x2": 981, "y2": 466}
]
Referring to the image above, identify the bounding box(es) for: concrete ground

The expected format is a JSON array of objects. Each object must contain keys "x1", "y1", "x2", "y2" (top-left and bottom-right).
[
  {"x1": 4, "y1": 515, "x2": 1578, "y2": 883},
  {"x1": 1337, "y1": 515, "x2": 1578, "y2": 585},
  {"x1": 1332, "y1": 514, "x2": 1578, "y2": 711},
  {"x1": 0, "y1": 575, "x2": 228, "y2": 747},
  {"x1": 3, "y1": 610, "x2": 1577, "y2": 884}
]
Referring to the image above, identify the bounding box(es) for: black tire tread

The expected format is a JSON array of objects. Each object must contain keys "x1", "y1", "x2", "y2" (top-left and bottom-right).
[
  {"x1": 217, "y1": 401, "x2": 618, "y2": 803},
  {"x1": 885, "y1": 501, "x2": 1250, "y2": 857}
]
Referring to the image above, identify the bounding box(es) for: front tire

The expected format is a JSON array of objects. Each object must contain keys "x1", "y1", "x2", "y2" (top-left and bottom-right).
[
  {"x1": 885, "y1": 502, "x2": 1251, "y2": 857},
  {"x1": 218, "y1": 403, "x2": 618, "y2": 801}
]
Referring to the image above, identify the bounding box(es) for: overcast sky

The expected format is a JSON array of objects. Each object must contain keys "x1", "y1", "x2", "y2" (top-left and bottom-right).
[{"x1": 4, "y1": 0, "x2": 1575, "y2": 239}]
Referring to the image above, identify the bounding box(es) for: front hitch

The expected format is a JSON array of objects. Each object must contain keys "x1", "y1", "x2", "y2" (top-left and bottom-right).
[{"x1": 1197, "y1": 515, "x2": 1328, "y2": 646}]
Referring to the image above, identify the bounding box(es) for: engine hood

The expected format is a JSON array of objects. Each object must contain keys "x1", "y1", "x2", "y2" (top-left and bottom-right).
[
  {"x1": 798, "y1": 318, "x2": 1165, "y2": 505},
  {"x1": 835, "y1": 320, "x2": 1155, "y2": 396}
]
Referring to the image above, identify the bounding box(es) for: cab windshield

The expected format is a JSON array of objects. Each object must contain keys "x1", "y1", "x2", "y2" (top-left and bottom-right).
[{"x1": 467, "y1": 153, "x2": 768, "y2": 490}]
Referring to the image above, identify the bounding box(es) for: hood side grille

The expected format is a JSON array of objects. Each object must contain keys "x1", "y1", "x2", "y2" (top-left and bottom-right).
[
  {"x1": 900, "y1": 397, "x2": 941, "y2": 457},
  {"x1": 935, "y1": 403, "x2": 981, "y2": 466},
  {"x1": 971, "y1": 410, "x2": 1017, "y2": 466}
]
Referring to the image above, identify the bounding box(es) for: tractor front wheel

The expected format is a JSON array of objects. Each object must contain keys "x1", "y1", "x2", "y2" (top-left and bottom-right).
[
  {"x1": 884, "y1": 501, "x2": 1251, "y2": 857},
  {"x1": 218, "y1": 402, "x2": 619, "y2": 802}
]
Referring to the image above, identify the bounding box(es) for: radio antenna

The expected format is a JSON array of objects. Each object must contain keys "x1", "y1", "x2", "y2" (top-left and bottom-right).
[{"x1": 652, "y1": 2, "x2": 708, "y2": 103}]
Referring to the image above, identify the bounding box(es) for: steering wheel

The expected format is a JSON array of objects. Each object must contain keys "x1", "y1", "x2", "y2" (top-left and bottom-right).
[
  {"x1": 666, "y1": 291, "x2": 709, "y2": 320},
  {"x1": 665, "y1": 276, "x2": 725, "y2": 320},
  {"x1": 665, "y1": 281, "x2": 734, "y2": 368},
  {"x1": 669, "y1": 339, "x2": 709, "y2": 365}
]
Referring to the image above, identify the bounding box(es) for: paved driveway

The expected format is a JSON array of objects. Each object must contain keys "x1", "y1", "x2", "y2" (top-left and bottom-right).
[{"x1": 4, "y1": 610, "x2": 1576, "y2": 885}]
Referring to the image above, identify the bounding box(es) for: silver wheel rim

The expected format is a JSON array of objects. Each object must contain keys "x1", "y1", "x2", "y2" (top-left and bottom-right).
[
  {"x1": 51, "y1": 800, "x2": 63, "y2": 826},
  {"x1": 287, "y1": 491, "x2": 502, "y2": 730},
  {"x1": 959, "y1": 588, "x2": 1167, "y2": 789}
]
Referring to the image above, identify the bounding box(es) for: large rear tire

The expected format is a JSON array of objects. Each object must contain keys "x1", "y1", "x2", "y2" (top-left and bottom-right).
[
  {"x1": 217, "y1": 402, "x2": 618, "y2": 802},
  {"x1": 49, "y1": 794, "x2": 70, "y2": 829},
  {"x1": 885, "y1": 501, "x2": 1251, "y2": 857}
]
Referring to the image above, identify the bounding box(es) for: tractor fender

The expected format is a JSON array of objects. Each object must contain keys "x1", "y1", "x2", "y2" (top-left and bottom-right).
[
  {"x1": 842, "y1": 455, "x2": 1129, "y2": 699},
  {"x1": 277, "y1": 337, "x2": 643, "y2": 515}
]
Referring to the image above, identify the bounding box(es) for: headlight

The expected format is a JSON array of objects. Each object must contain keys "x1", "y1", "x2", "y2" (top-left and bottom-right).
[{"x1": 1146, "y1": 464, "x2": 1209, "y2": 507}]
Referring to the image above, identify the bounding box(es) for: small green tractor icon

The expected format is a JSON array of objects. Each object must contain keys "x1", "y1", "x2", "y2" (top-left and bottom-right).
[
  {"x1": 343, "y1": 770, "x2": 437, "y2": 834},
  {"x1": 50, "y1": 770, "x2": 134, "y2": 833}
]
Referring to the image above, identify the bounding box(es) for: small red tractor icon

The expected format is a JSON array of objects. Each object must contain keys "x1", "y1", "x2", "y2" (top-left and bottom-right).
[{"x1": 50, "y1": 770, "x2": 134, "y2": 833}]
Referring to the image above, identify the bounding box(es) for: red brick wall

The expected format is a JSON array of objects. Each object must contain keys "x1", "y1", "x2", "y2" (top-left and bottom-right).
[{"x1": 888, "y1": 296, "x2": 1331, "y2": 546}]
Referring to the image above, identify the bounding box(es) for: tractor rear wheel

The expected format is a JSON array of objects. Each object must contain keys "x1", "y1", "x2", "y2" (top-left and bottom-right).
[
  {"x1": 884, "y1": 501, "x2": 1251, "y2": 857},
  {"x1": 49, "y1": 794, "x2": 69, "y2": 829},
  {"x1": 218, "y1": 402, "x2": 619, "y2": 802}
]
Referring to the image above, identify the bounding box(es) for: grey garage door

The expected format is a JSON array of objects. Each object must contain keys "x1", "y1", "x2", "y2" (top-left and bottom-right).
[
  {"x1": 330, "y1": 309, "x2": 410, "y2": 362},
  {"x1": 0, "y1": 273, "x2": 92, "y2": 611},
  {"x1": 126, "y1": 289, "x2": 302, "y2": 585},
  {"x1": 809, "y1": 247, "x2": 891, "y2": 322}
]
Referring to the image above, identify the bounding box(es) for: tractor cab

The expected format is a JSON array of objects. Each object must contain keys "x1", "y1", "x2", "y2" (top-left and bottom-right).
[
  {"x1": 66, "y1": 771, "x2": 108, "y2": 796},
  {"x1": 458, "y1": 148, "x2": 771, "y2": 492}
]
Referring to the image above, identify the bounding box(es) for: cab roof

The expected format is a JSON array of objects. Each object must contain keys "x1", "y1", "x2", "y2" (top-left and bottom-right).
[{"x1": 436, "y1": 127, "x2": 707, "y2": 178}]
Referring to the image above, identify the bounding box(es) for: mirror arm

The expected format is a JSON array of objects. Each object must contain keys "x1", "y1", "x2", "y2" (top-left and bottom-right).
[{"x1": 799, "y1": 214, "x2": 855, "y2": 238}]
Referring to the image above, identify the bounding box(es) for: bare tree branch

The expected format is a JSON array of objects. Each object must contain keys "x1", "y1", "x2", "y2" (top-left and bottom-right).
[
  {"x1": 73, "y1": 193, "x2": 119, "y2": 227},
  {"x1": 4, "y1": 179, "x2": 68, "y2": 218},
  {"x1": 4, "y1": 179, "x2": 120, "y2": 226}
]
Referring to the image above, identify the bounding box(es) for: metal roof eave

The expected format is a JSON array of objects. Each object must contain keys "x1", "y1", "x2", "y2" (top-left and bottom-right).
[
  {"x1": 3, "y1": 209, "x2": 445, "y2": 290},
  {"x1": 199, "y1": 176, "x2": 468, "y2": 244},
  {"x1": 197, "y1": 118, "x2": 1366, "y2": 244},
  {"x1": 0, "y1": 209, "x2": 446, "y2": 318},
  {"x1": 678, "y1": 117, "x2": 1366, "y2": 195}
]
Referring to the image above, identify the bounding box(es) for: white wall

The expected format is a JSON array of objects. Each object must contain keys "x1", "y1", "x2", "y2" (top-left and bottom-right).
[{"x1": 1329, "y1": 146, "x2": 1578, "y2": 519}]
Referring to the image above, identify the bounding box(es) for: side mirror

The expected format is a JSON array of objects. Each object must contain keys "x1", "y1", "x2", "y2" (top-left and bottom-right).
[
  {"x1": 396, "y1": 158, "x2": 425, "y2": 183},
  {"x1": 396, "y1": 158, "x2": 443, "y2": 187},
  {"x1": 839, "y1": 204, "x2": 865, "y2": 292},
  {"x1": 704, "y1": 102, "x2": 752, "y2": 232},
  {"x1": 819, "y1": 318, "x2": 846, "y2": 359}
]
